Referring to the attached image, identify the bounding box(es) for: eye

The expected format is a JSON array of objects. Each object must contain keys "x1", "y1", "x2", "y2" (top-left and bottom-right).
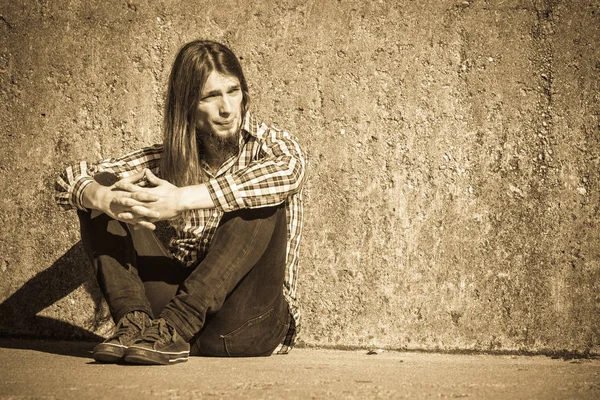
[{"x1": 228, "y1": 87, "x2": 241, "y2": 94}]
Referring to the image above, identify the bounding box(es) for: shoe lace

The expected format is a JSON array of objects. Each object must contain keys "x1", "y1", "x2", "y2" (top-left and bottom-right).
[
  {"x1": 110, "y1": 312, "x2": 146, "y2": 341},
  {"x1": 142, "y1": 318, "x2": 173, "y2": 345}
]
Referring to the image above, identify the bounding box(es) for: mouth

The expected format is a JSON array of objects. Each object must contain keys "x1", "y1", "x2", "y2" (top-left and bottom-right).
[{"x1": 215, "y1": 119, "x2": 235, "y2": 127}]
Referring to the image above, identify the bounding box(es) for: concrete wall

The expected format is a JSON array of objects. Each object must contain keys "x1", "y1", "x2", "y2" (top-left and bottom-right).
[{"x1": 1, "y1": 0, "x2": 598, "y2": 354}]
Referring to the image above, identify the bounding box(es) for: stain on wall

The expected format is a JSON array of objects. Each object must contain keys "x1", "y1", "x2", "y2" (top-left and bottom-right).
[{"x1": 0, "y1": 0, "x2": 598, "y2": 354}]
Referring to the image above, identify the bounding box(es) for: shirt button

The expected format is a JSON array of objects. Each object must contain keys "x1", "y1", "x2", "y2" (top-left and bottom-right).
[
  {"x1": 212, "y1": 212, "x2": 218, "y2": 217},
  {"x1": 203, "y1": 239, "x2": 208, "y2": 244}
]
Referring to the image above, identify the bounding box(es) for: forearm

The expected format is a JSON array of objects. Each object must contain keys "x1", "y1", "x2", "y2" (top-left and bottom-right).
[
  {"x1": 205, "y1": 126, "x2": 305, "y2": 211},
  {"x1": 178, "y1": 184, "x2": 215, "y2": 211},
  {"x1": 81, "y1": 182, "x2": 110, "y2": 212},
  {"x1": 207, "y1": 156, "x2": 305, "y2": 212},
  {"x1": 81, "y1": 172, "x2": 161, "y2": 230},
  {"x1": 55, "y1": 144, "x2": 162, "y2": 210}
]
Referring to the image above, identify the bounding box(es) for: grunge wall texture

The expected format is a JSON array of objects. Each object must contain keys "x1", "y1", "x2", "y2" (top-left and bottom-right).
[{"x1": 1, "y1": 0, "x2": 599, "y2": 354}]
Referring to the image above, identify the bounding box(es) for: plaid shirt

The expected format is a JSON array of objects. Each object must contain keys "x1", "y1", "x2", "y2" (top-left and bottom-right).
[{"x1": 55, "y1": 114, "x2": 306, "y2": 354}]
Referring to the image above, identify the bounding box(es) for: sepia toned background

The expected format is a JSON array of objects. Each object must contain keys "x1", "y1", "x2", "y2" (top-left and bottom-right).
[{"x1": 0, "y1": 0, "x2": 599, "y2": 354}]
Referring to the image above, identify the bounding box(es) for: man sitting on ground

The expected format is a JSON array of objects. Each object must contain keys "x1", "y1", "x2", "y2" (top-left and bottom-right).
[{"x1": 55, "y1": 40, "x2": 306, "y2": 365}]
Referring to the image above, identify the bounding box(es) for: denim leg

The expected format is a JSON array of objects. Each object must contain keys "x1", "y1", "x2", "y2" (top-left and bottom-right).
[
  {"x1": 160, "y1": 204, "x2": 289, "y2": 356},
  {"x1": 78, "y1": 172, "x2": 184, "y2": 323}
]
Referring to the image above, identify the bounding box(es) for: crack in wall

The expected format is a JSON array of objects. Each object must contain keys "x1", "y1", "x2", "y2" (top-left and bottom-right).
[
  {"x1": 0, "y1": 15, "x2": 13, "y2": 29},
  {"x1": 532, "y1": 0, "x2": 558, "y2": 179}
]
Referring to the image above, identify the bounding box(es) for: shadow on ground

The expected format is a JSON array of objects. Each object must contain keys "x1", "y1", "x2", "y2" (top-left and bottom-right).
[
  {"x1": 0, "y1": 242, "x2": 106, "y2": 346},
  {"x1": 0, "y1": 337, "x2": 95, "y2": 359},
  {"x1": 0, "y1": 222, "x2": 176, "y2": 357}
]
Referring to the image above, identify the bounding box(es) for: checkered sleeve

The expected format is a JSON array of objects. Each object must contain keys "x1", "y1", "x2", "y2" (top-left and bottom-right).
[
  {"x1": 54, "y1": 144, "x2": 163, "y2": 211},
  {"x1": 207, "y1": 127, "x2": 306, "y2": 212}
]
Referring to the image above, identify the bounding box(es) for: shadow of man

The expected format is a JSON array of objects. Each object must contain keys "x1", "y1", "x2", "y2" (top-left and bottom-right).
[
  {"x1": 0, "y1": 220, "x2": 175, "y2": 357},
  {"x1": 0, "y1": 241, "x2": 107, "y2": 356}
]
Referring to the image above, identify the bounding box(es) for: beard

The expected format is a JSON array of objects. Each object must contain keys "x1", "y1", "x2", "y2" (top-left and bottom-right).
[{"x1": 197, "y1": 126, "x2": 239, "y2": 167}]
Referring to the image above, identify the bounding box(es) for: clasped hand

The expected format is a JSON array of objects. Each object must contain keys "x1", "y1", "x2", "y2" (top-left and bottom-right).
[{"x1": 107, "y1": 169, "x2": 182, "y2": 230}]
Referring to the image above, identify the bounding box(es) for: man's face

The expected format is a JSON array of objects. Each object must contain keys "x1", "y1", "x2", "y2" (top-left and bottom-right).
[{"x1": 196, "y1": 70, "x2": 243, "y2": 141}]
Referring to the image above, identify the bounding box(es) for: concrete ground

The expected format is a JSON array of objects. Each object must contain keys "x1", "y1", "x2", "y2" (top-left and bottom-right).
[{"x1": 0, "y1": 338, "x2": 599, "y2": 399}]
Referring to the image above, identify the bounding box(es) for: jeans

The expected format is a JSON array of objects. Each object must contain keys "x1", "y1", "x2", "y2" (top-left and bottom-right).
[{"x1": 78, "y1": 173, "x2": 290, "y2": 357}]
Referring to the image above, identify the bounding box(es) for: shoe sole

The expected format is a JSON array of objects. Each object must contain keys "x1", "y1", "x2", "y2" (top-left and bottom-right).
[
  {"x1": 93, "y1": 343, "x2": 126, "y2": 363},
  {"x1": 124, "y1": 346, "x2": 189, "y2": 365}
]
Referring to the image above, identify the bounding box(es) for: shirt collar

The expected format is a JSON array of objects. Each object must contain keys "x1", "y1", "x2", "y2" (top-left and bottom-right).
[
  {"x1": 241, "y1": 111, "x2": 259, "y2": 140},
  {"x1": 201, "y1": 111, "x2": 256, "y2": 178}
]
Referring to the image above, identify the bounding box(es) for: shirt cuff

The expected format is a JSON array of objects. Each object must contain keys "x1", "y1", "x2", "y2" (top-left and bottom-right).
[
  {"x1": 73, "y1": 177, "x2": 96, "y2": 211},
  {"x1": 206, "y1": 175, "x2": 245, "y2": 212}
]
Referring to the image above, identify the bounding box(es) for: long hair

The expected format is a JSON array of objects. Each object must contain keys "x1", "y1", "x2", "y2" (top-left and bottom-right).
[{"x1": 160, "y1": 40, "x2": 249, "y2": 187}]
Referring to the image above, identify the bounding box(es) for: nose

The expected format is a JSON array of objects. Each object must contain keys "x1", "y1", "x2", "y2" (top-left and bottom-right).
[{"x1": 219, "y1": 95, "x2": 232, "y2": 116}]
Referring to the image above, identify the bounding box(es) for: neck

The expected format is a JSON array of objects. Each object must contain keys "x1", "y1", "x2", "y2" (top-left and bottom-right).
[
  {"x1": 198, "y1": 132, "x2": 239, "y2": 173},
  {"x1": 202, "y1": 149, "x2": 227, "y2": 172}
]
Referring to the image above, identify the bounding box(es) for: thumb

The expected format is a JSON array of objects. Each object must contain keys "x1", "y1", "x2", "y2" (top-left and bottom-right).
[
  {"x1": 117, "y1": 169, "x2": 146, "y2": 185},
  {"x1": 144, "y1": 169, "x2": 162, "y2": 185}
]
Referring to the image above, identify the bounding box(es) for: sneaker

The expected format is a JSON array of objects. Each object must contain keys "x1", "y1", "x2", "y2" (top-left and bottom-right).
[
  {"x1": 93, "y1": 311, "x2": 152, "y2": 363},
  {"x1": 123, "y1": 318, "x2": 190, "y2": 365}
]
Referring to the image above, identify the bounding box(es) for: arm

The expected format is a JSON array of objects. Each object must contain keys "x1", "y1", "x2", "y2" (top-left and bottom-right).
[
  {"x1": 112, "y1": 170, "x2": 215, "y2": 222},
  {"x1": 55, "y1": 145, "x2": 163, "y2": 229},
  {"x1": 81, "y1": 171, "x2": 160, "y2": 230},
  {"x1": 206, "y1": 125, "x2": 306, "y2": 212},
  {"x1": 54, "y1": 144, "x2": 162, "y2": 211},
  {"x1": 109, "y1": 126, "x2": 305, "y2": 220}
]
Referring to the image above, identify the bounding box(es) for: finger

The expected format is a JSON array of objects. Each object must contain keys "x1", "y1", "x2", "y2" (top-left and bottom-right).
[
  {"x1": 117, "y1": 210, "x2": 157, "y2": 221},
  {"x1": 113, "y1": 169, "x2": 148, "y2": 191},
  {"x1": 123, "y1": 215, "x2": 153, "y2": 225},
  {"x1": 113, "y1": 194, "x2": 157, "y2": 208},
  {"x1": 130, "y1": 205, "x2": 160, "y2": 219},
  {"x1": 117, "y1": 212, "x2": 136, "y2": 221},
  {"x1": 114, "y1": 181, "x2": 145, "y2": 193},
  {"x1": 130, "y1": 191, "x2": 159, "y2": 202},
  {"x1": 135, "y1": 221, "x2": 157, "y2": 231},
  {"x1": 116, "y1": 203, "x2": 159, "y2": 220},
  {"x1": 112, "y1": 196, "x2": 144, "y2": 208},
  {"x1": 118, "y1": 170, "x2": 146, "y2": 185},
  {"x1": 144, "y1": 169, "x2": 163, "y2": 186}
]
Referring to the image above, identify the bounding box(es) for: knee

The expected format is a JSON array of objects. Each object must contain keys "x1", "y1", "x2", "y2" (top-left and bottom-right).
[
  {"x1": 219, "y1": 206, "x2": 286, "y2": 243},
  {"x1": 224, "y1": 204, "x2": 285, "y2": 224}
]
